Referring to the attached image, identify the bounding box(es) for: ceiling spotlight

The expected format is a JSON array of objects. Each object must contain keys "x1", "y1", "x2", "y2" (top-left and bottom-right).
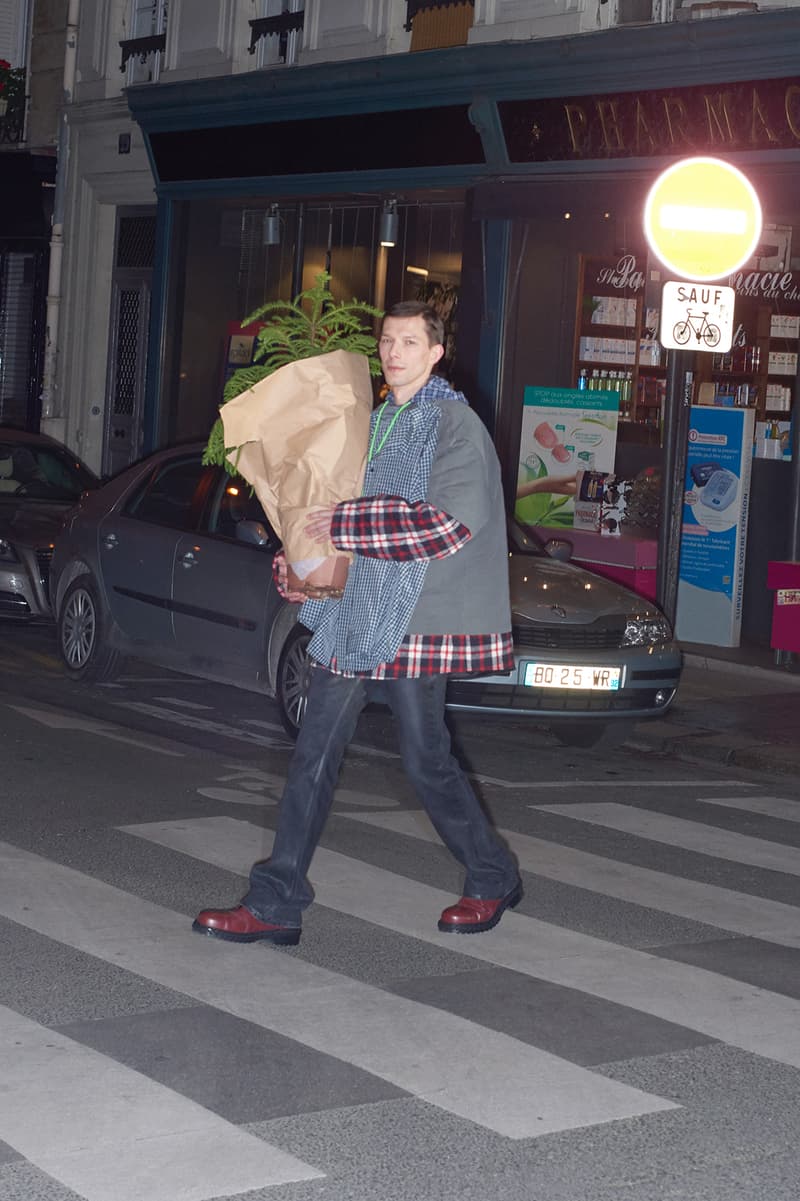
[
  {"x1": 406, "y1": 265, "x2": 429, "y2": 276},
  {"x1": 262, "y1": 204, "x2": 280, "y2": 246},
  {"x1": 379, "y1": 199, "x2": 399, "y2": 248}
]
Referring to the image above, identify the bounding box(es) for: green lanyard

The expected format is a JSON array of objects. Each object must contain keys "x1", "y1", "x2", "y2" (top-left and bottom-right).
[{"x1": 367, "y1": 400, "x2": 410, "y2": 462}]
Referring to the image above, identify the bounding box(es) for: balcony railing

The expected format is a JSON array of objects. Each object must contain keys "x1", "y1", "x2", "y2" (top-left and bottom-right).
[
  {"x1": 0, "y1": 70, "x2": 26, "y2": 145},
  {"x1": 119, "y1": 33, "x2": 167, "y2": 72},
  {"x1": 249, "y1": 11, "x2": 305, "y2": 56}
]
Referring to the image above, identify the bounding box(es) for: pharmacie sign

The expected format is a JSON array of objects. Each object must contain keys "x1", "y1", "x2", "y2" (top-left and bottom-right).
[{"x1": 499, "y1": 76, "x2": 800, "y2": 162}]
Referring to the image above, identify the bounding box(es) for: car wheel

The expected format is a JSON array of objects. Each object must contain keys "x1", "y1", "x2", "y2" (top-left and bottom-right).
[
  {"x1": 551, "y1": 720, "x2": 632, "y2": 749},
  {"x1": 276, "y1": 623, "x2": 312, "y2": 738},
  {"x1": 58, "y1": 574, "x2": 121, "y2": 684}
]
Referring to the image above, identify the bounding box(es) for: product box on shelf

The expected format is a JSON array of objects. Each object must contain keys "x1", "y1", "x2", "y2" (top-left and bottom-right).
[{"x1": 769, "y1": 314, "x2": 800, "y2": 339}]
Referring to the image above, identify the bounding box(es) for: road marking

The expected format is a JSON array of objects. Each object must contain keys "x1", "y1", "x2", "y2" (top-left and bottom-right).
[
  {"x1": 196, "y1": 786, "x2": 279, "y2": 806},
  {"x1": 0, "y1": 839, "x2": 677, "y2": 1140},
  {"x1": 196, "y1": 767, "x2": 399, "y2": 810},
  {"x1": 484, "y1": 779, "x2": 756, "y2": 790},
  {"x1": 125, "y1": 816, "x2": 800, "y2": 1073},
  {"x1": 0, "y1": 1004, "x2": 322, "y2": 1201},
  {"x1": 345, "y1": 810, "x2": 800, "y2": 949},
  {"x1": 531, "y1": 802, "x2": 800, "y2": 877},
  {"x1": 696, "y1": 794, "x2": 800, "y2": 822},
  {"x1": 8, "y1": 705, "x2": 184, "y2": 757},
  {"x1": 117, "y1": 701, "x2": 291, "y2": 749}
]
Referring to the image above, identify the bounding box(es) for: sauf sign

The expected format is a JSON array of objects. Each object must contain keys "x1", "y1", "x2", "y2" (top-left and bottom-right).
[
  {"x1": 644, "y1": 156, "x2": 762, "y2": 354},
  {"x1": 660, "y1": 281, "x2": 735, "y2": 352}
]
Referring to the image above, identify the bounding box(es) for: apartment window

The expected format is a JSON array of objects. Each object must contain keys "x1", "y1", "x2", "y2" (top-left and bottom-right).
[
  {"x1": 250, "y1": 0, "x2": 304, "y2": 67},
  {"x1": 121, "y1": 0, "x2": 168, "y2": 84}
]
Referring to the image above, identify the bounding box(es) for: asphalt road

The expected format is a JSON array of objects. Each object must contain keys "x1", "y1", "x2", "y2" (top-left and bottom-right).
[{"x1": 1, "y1": 622, "x2": 799, "y2": 1201}]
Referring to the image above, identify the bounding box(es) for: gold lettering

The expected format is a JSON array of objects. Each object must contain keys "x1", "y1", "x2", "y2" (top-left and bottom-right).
[
  {"x1": 704, "y1": 92, "x2": 735, "y2": 144},
  {"x1": 749, "y1": 88, "x2": 778, "y2": 145},
  {"x1": 785, "y1": 84, "x2": 800, "y2": 141},
  {"x1": 634, "y1": 99, "x2": 656, "y2": 154},
  {"x1": 662, "y1": 96, "x2": 692, "y2": 148},
  {"x1": 596, "y1": 100, "x2": 625, "y2": 152},
  {"x1": 564, "y1": 103, "x2": 588, "y2": 153}
]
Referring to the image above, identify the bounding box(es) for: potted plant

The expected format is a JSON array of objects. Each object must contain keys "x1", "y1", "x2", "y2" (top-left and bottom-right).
[{"x1": 203, "y1": 271, "x2": 383, "y2": 597}]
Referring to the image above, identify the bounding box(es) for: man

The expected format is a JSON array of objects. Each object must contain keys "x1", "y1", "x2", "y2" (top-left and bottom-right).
[{"x1": 194, "y1": 301, "x2": 520, "y2": 946}]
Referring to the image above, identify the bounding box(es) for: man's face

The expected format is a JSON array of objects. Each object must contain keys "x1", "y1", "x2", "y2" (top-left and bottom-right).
[{"x1": 378, "y1": 315, "x2": 444, "y2": 403}]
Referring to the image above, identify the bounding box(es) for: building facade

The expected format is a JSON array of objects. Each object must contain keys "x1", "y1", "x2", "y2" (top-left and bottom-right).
[{"x1": 48, "y1": 0, "x2": 800, "y2": 642}]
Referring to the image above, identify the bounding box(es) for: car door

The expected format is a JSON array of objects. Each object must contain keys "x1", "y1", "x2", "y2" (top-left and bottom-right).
[
  {"x1": 171, "y1": 470, "x2": 280, "y2": 680},
  {"x1": 98, "y1": 453, "x2": 212, "y2": 646}
]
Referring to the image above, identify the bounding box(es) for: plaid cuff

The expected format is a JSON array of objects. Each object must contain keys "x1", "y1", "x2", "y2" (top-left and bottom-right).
[{"x1": 332, "y1": 495, "x2": 470, "y2": 561}]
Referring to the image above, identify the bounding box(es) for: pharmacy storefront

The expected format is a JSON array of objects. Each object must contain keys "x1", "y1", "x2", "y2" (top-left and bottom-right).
[{"x1": 128, "y1": 8, "x2": 800, "y2": 647}]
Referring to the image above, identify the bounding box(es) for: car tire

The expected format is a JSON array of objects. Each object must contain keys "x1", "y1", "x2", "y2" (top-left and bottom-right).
[
  {"x1": 551, "y1": 720, "x2": 632, "y2": 749},
  {"x1": 276, "y1": 623, "x2": 312, "y2": 739},
  {"x1": 58, "y1": 574, "x2": 122, "y2": 684}
]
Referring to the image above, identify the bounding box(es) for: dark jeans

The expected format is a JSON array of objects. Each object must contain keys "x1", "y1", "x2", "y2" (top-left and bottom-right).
[{"x1": 243, "y1": 665, "x2": 518, "y2": 927}]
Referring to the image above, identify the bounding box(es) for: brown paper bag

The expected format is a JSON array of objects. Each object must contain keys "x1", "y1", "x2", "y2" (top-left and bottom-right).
[{"x1": 219, "y1": 350, "x2": 373, "y2": 598}]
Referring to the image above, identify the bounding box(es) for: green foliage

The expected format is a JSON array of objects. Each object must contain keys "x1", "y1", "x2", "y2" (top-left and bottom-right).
[{"x1": 203, "y1": 272, "x2": 383, "y2": 471}]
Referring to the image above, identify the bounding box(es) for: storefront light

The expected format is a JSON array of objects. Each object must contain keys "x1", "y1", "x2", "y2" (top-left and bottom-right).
[{"x1": 379, "y1": 199, "x2": 399, "y2": 247}]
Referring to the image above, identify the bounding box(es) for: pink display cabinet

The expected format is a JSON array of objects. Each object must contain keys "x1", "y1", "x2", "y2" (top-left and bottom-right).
[
  {"x1": 766, "y1": 560, "x2": 800, "y2": 654},
  {"x1": 534, "y1": 527, "x2": 658, "y2": 602}
]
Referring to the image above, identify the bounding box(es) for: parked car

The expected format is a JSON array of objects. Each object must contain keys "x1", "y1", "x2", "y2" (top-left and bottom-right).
[
  {"x1": 0, "y1": 427, "x2": 98, "y2": 620},
  {"x1": 51, "y1": 442, "x2": 681, "y2": 744}
]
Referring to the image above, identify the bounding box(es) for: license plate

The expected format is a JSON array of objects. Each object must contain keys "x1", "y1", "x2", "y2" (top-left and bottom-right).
[{"x1": 523, "y1": 662, "x2": 622, "y2": 690}]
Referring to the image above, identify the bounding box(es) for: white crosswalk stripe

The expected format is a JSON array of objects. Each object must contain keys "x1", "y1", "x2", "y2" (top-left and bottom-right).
[
  {"x1": 123, "y1": 816, "x2": 800, "y2": 1072},
  {"x1": 0, "y1": 1006, "x2": 321, "y2": 1201},
  {"x1": 344, "y1": 808, "x2": 800, "y2": 948},
  {"x1": 531, "y1": 801, "x2": 800, "y2": 875},
  {"x1": 0, "y1": 839, "x2": 675, "y2": 1142},
  {"x1": 696, "y1": 793, "x2": 800, "y2": 822},
  {"x1": 4, "y1": 768, "x2": 800, "y2": 1201}
]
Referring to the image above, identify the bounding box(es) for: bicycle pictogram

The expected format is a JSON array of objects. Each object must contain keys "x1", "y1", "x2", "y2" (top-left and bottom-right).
[{"x1": 672, "y1": 310, "x2": 721, "y2": 348}]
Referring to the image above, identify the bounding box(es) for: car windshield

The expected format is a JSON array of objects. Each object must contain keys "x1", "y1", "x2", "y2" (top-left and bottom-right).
[
  {"x1": 0, "y1": 441, "x2": 95, "y2": 502},
  {"x1": 507, "y1": 518, "x2": 547, "y2": 557}
]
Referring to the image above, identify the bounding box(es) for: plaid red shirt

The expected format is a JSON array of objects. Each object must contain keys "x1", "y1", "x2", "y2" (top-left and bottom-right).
[{"x1": 328, "y1": 496, "x2": 514, "y2": 679}]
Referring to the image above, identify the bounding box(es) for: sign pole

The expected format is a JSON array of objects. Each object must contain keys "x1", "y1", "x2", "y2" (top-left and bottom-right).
[{"x1": 657, "y1": 347, "x2": 693, "y2": 626}]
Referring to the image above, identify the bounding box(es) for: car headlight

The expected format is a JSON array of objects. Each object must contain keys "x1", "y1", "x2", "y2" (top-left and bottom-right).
[
  {"x1": 0, "y1": 538, "x2": 19, "y2": 564},
  {"x1": 622, "y1": 614, "x2": 673, "y2": 646}
]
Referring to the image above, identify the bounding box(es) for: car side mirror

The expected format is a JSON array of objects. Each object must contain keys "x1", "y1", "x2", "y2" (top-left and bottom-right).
[
  {"x1": 236, "y1": 519, "x2": 273, "y2": 548},
  {"x1": 543, "y1": 538, "x2": 573, "y2": 562}
]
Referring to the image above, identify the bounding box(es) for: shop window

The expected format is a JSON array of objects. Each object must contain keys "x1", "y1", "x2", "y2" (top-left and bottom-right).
[
  {"x1": 250, "y1": 0, "x2": 305, "y2": 67},
  {"x1": 406, "y1": 0, "x2": 474, "y2": 52},
  {"x1": 120, "y1": 0, "x2": 168, "y2": 85}
]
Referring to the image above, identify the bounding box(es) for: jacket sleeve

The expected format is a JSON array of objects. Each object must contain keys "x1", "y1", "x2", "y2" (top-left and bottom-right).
[{"x1": 331, "y1": 495, "x2": 470, "y2": 561}]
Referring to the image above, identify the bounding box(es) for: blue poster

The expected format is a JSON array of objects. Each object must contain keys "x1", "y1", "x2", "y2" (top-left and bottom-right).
[{"x1": 676, "y1": 406, "x2": 754, "y2": 646}]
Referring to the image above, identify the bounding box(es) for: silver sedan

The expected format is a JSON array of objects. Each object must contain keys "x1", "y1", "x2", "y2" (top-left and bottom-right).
[{"x1": 50, "y1": 443, "x2": 681, "y2": 744}]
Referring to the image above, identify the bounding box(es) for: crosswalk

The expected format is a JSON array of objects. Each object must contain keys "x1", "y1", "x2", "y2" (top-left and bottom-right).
[{"x1": 1, "y1": 760, "x2": 800, "y2": 1200}]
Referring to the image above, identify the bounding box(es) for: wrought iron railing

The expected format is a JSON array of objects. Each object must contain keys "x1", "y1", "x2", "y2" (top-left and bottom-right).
[
  {"x1": 249, "y1": 11, "x2": 305, "y2": 56},
  {"x1": 0, "y1": 68, "x2": 26, "y2": 145},
  {"x1": 119, "y1": 34, "x2": 167, "y2": 72}
]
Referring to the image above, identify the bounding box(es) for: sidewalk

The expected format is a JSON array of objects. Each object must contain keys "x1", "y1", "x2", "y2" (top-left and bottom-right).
[{"x1": 629, "y1": 641, "x2": 800, "y2": 777}]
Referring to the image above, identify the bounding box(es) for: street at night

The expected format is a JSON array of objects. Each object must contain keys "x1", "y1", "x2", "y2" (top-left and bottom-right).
[{"x1": 2, "y1": 624, "x2": 799, "y2": 1201}]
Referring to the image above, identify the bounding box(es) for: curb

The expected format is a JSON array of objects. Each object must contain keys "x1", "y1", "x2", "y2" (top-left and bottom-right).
[
  {"x1": 628, "y1": 725, "x2": 800, "y2": 778},
  {"x1": 682, "y1": 651, "x2": 800, "y2": 687}
]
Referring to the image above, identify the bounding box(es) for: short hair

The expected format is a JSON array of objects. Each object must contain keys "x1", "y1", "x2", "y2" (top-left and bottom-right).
[{"x1": 382, "y1": 300, "x2": 444, "y2": 349}]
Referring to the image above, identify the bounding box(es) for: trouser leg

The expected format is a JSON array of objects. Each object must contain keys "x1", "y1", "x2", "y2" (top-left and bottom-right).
[
  {"x1": 384, "y1": 674, "x2": 518, "y2": 898},
  {"x1": 243, "y1": 665, "x2": 366, "y2": 926}
]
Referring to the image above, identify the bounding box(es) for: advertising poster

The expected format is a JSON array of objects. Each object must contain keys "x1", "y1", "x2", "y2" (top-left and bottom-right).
[
  {"x1": 676, "y1": 406, "x2": 755, "y2": 646},
  {"x1": 515, "y1": 386, "x2": 620, "y2": 529}
]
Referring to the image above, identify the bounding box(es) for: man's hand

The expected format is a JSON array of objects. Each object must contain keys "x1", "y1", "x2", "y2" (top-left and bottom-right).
[
  {"x1": 304, "y1": 505, "x2": 337, "y2": 544},
  {"x1": 273, "y1": 550, "x2": 308, "y2": 604}
]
